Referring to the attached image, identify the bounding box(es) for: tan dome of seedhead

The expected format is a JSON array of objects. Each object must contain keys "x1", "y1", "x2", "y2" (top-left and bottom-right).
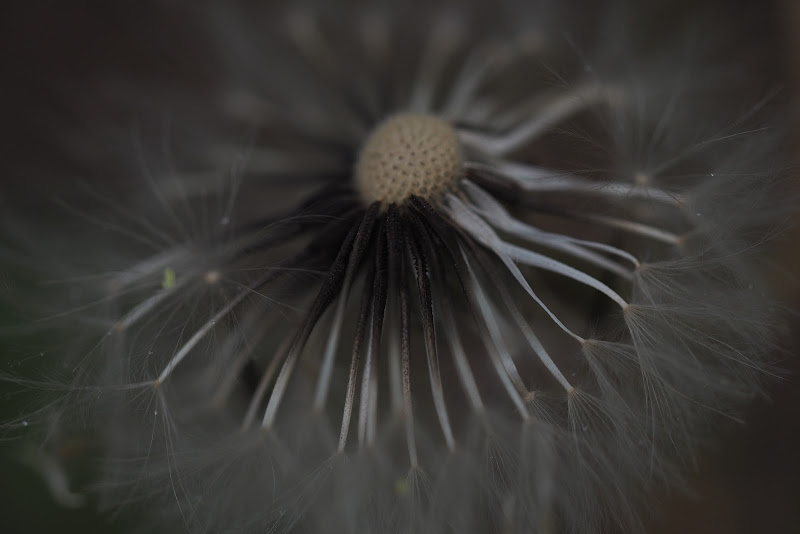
[{"x1": 355, "y1": 113, "x2": 462, "y2": 205}]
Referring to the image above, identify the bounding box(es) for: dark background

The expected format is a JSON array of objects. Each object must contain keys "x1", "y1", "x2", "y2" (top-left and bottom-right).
[{"x1": 1, "y1": 1, "x2": 798, "y2": 532}]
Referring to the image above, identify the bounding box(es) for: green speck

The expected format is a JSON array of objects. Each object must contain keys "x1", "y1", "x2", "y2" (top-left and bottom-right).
[
  {"x1": 394, "y1": 478, "x2": 410, "y2": 498},
  {"x1": 162, "y1": 267, "x2": 176, "y2": 290}
]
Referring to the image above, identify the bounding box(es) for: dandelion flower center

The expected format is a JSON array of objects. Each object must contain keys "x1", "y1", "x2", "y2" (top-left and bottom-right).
[{"x1": 355, "y1": 113, "x2": 462, "y2": 204}]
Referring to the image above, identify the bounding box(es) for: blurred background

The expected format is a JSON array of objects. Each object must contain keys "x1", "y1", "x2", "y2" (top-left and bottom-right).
[{"x1": 1, "y1": 1, "x2": 798, "y2": 532}]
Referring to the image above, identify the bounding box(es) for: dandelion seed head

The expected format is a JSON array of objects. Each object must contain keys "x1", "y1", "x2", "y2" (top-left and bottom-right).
[
  {"x1": 355, "y1": 113, "x2": 462, "y2": 205},
  {"x1": 1, "y1": 1, "x2": 795, "y2": 533}
]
